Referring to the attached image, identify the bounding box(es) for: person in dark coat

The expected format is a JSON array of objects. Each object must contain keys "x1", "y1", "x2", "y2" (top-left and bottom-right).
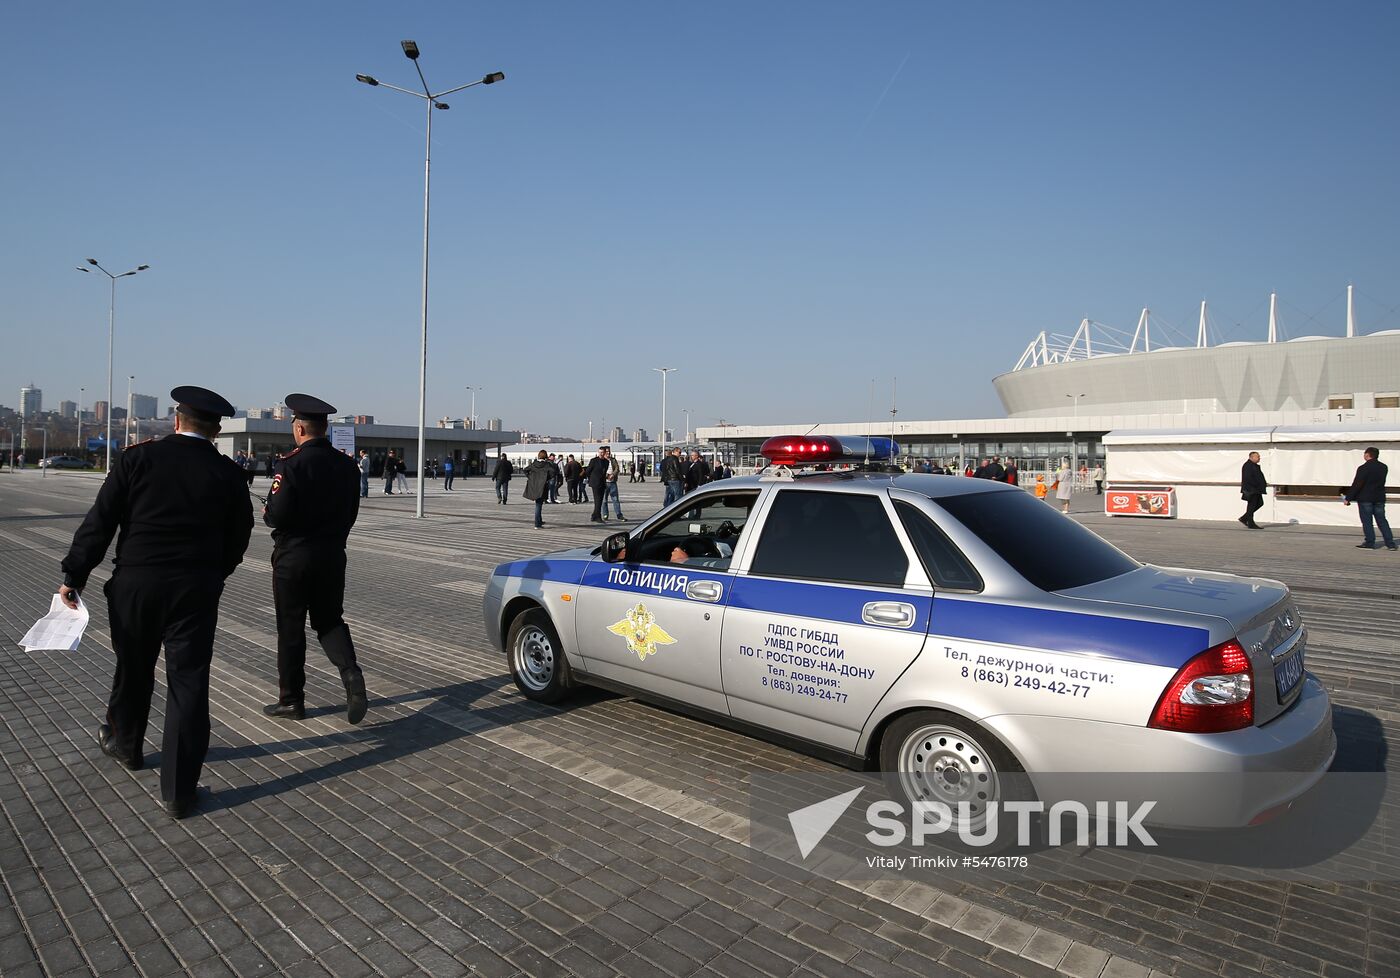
[
  {"x1": 564, "y1": 454, "x2": 583, "y2": 503},
  {"x1": 493, "y1": 452, "x2": 514, "y2": 504},
  {"x1": 261, "y1": 393, "x2": 368, "y2": 724},
  {"x1": 1239, "y1": 451, "x2": 1268, "y2": 529},
  {"x1": 585, "y1": 446, "x2": 621, "y2": 522},
  {"x1": 1343, "y1": 446, "x2": 1395, "y2": 550},
  {"x1": 683, "y1": 450, "x2": 711, "y2": 493},
  {"x1": 660, "y1": 447, "x2": 685, "y2": 507},
  {"x1": 523, "y1": 450, "x2": 553, "y2": 527},
  {"x1": 58, "y1": 386, "x2": 252, "y2": 819},
  {"x1": 383, "y1": 450, "x2": 398, "y2": 494}
]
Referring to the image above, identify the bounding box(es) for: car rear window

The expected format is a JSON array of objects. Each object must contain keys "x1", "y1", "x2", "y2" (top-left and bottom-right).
[{"x1": 936, "y1": 489, "x2": 1138, "y2": 592}]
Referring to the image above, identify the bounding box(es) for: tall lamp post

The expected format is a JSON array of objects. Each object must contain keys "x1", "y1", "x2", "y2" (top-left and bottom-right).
[
  {"x1": 76, "y1": 259, "x2": 149, "y2": 472},
  {"x1": 1065, "y1": 393, "x2": 1085, "y2": 487},
  {"x1": 356, "y1": 41, "x2": 504, "y2": 519},
  {"x1": 465, "y1": 386, "x2": 481, "y2": 429},
  {"x1": 653, "y1": 367, "x2": 676, "y2": 455},
  {"x1": 126, "y1": 375, "x2": 135, "y2": 447}
]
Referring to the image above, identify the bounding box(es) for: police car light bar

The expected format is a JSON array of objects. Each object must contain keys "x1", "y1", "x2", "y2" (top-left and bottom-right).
[{"x1": 758, "y1": 435, "x2": 900, "y2": 467}]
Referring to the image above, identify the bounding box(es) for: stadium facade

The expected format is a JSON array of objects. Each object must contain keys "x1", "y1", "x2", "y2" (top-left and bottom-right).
[{"x1": 698, "y1": 293, "x2": 1400, "y2": 475}]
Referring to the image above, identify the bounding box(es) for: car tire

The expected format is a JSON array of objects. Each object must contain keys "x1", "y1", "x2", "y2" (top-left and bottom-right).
[
  {"x1": 507, "y1": 608, "x2": 575, "y2": 704},
  {"x1": 878, "y1": 710, "x2": 1035, "y2": 851}
]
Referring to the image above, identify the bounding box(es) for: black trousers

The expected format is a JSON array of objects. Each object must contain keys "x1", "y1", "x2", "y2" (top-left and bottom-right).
[
  {"x1": 272, "y1": 547, "x2": 361, "y2": 706},
  {"x1": 1242, "y1": 492, "x2": 1264, "y2": 525},
  {"x1": 589, "y1": 482, "x2": 606, "y2": 520},
  {"x1": 103, "y1": 571, "x2": 223, "y2": 804}
]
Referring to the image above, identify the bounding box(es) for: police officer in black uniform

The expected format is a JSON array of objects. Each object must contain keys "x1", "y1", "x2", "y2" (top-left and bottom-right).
[
  {"x1": 58, "y1": 386, "x2": 252, "y2": 819},
  {"x1": 262, "y1": 393, "x2": 368, "y2": 724}
]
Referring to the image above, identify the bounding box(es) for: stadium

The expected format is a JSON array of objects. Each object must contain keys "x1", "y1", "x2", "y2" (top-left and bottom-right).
[{"x1": 698, "y1": 288, "x2": 1400, "y2": 480}]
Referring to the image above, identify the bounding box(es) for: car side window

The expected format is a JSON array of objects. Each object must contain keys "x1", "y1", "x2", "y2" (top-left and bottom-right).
[
  {"x1": 749, "y1": 490, "x2": 908, "y2": 587},
  {"x1": 628, "y1": 490, "x2": 760, "y2": 569},
  {"x1": 894, "y1": 501, "x2": 983, "y2": 592}
]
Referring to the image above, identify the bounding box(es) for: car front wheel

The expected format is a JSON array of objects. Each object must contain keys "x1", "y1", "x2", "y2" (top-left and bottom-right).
[{"x1": 507, "y1": 608, "x2": 575, "y2": 704}]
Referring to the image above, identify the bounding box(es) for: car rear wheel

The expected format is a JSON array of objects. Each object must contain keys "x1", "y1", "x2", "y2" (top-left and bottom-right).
[
  {"x1": 507, "y1": 608, "x2": 575, "y2": 704},
  {"x1": 879, "y1": 710, "x2": 1033, "y2": 847}
]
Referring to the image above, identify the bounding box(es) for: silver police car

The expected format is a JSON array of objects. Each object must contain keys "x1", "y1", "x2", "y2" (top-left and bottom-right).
[{"x1": 484, "y1": 437, "x2": 1335, "y2": 830}]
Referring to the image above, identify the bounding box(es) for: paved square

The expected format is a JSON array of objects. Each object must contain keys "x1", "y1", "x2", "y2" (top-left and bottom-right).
[{"x1": 1, "y1": 470, "x2": 1395, "y2": 977}]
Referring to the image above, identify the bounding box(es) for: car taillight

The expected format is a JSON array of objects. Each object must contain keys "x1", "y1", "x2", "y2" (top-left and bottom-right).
[{"x1": 1147, "y1": 638, "x2": 1253, "y2": 733}]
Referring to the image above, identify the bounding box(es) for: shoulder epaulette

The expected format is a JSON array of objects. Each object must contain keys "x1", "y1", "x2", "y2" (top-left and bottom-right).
[
  {"x1": 123, "y1": 437, "x2": 156, "y2": 451},
  {"x1": 282, "y1": 446, "x2": 303, "y2": 459}
]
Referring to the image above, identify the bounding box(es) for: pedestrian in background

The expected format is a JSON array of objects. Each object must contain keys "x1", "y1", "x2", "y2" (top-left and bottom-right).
[
  {"x1": 548, "y1": 454, "x2": 563, "y2": 504},
  {"x1": 443, "y1": 456, "x2": 455, "y2": 491},
  {"x1": 493, "y1": 451, "x2": 513, "y2": 504},
  {"x1": 393, "y1": 455, "x2": 408, "y2": 494},
  {"x1": 523, "y1": 450, "x2": 552, "y2": 528},
  {"x1": 586, "y1": 446, "x2": 622, "y2": 522},
  {"x1": 1343, "y1": 446, "x2": 1396, "y2": 550},
  {"x1": 1092, "y1": 463, "x2": 1105, "y2": 494},
  {"x1": 383, "y1": 450, "x2": 398, "y2": 495},
  {"x1": 1003, "y1": 459, "x2": 1019, "y2": 486},
  {"x1": 661, "y1": 447, "x2": 685, "y2": 507},
  {"x1": 1055, "y1": 460, "x2": 1074, "y2": 514},
  {"x1": 1239, "y1": 451, "x2": 1267, "y2": 529},
  {"x1": 59, "y1": 386, "x2": 251, "y2": 819},
  {"x1": 565, "y1": 454, "x2": 582, "y2": 503},
  {"x1": 358, "y1": 449, "x2": 371, "y2": 498},
  {"x1": 684, "y1": 450, "x2": 711, "y2": 493}
]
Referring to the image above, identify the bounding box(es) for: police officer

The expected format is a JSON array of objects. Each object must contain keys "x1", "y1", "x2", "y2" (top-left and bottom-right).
[
  {"x1": 262, "y1": 393, "x2": 368, "y2": 724},
  {"x1": 58, "y1": 386, "x2": 252, "y2": 819}
]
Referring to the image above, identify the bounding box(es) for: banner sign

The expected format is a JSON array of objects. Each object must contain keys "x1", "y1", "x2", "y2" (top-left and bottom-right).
[
  {"x1": 1105, "y1": 486, "x2": 1175, "y2": 518},
  {"x1": 330, "y1": 425, "x2": 355, "y2": 457}
]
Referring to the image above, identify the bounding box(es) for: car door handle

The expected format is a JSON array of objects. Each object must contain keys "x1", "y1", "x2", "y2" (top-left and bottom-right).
[
  {"x1": 862, "y1": 601, "x2": 916, "y2": 628},
  {"x1": 685, "y1": 580, "x2": 724, "y2": 603}
]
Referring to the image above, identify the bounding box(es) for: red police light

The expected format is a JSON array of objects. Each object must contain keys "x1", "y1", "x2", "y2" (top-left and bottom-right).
[{"x1": 759, "y1": 435, "x2": 842, "y2": 466}]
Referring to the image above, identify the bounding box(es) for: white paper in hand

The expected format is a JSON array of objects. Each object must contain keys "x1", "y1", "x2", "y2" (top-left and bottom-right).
[{"x1": 19, "y1": 594, "x2": 90, "y2": 652}]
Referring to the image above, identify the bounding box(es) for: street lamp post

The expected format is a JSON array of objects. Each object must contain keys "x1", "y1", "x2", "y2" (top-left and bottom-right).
[
  {"x1": 1065, "y1": 393, "x2": 1086, "y2": 488},
  {"x1": 76, "y1": 259, "x2": 149, "y2": 472},
  {"x1": 682, "y1": 408, "x2": 692, "y2": 445},
  {"x1": 356, "y1": 42, "x2": 504, "y2": 519},
  {"x1": 653, "y1": 367, "x2": 676, "y2": 455},
  {"x1": 126, "y1": 375, "x2": 135, "y2": 447},
  {"x1": 465, "y1": 386, "x2": 481, "y2": 429}
]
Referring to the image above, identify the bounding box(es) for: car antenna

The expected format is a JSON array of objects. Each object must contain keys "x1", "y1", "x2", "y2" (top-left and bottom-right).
[{"x1": 890, "y1": 376, "x2": 898, "y2": 469}]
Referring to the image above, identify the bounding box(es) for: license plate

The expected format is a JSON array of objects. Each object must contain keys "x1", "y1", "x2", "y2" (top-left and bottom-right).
[{"x1": 1274, "y1": 648, "x2": 1304, "y2": 698}]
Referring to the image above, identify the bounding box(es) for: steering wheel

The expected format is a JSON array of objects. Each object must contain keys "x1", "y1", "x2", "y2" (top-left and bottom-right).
[
  {"x1": 680, "y1": 538, "x2": 723, "y2": 559},
  {"x1": 716, "y1": 520, "x2": 738, "y2": 539}
]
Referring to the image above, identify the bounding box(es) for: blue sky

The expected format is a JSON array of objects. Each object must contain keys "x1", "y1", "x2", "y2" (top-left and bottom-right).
[{"x1": 2, "y1": 2, "x2": 1397, "y2": 436}]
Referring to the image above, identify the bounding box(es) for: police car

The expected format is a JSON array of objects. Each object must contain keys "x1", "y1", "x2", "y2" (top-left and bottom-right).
[{"x1": 484, "y1": 435, "x2": 1335, "y2": 830}]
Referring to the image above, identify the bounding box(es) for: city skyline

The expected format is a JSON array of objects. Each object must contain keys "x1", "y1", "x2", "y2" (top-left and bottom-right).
[{"x1": 3, "y1": 3, "x2": 1398, "y2": 435}]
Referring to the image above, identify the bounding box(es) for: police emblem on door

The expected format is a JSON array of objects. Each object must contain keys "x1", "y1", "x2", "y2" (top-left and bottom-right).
[{"x1": 607, "y1": 603, "x2": 676, "y2": 661}]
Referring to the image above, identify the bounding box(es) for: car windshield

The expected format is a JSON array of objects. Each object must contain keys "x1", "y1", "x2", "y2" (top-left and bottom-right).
[{"x1": 936, "y1": 489, "x2": 1138, "y2": 592}]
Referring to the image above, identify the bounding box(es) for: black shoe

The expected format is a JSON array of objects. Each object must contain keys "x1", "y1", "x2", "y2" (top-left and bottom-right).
[
  {"x1": 1238, "y1": 515, "x2": 1249, "y2": 526},
  {"x1": 1247, "y1": 522, "x2": 1261, "y2": 529},
  {"x1": 1355, "y1": 543, "x2": 1377, "y2": 550},
  {"x1": 163, "y1": 796, "x2": 195, "y2": 820},
  {"x1": 97, "y1": 724, "x2": 142, "y2": 770},
  {"x1": 345, "y1": 676, "x2": 367, "y2": 726},
  {"x1": 263, "y1": 702, "x2": 306, "y2": 720},
  {"x1": 589, "y1": 517, "x2": 602, "y2": 523},
  {"x1": 1388, "y1": 544, "x2": 1399, "y2": 551}
]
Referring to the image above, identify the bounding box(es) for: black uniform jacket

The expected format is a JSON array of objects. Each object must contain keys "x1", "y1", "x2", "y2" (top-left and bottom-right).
[
  {"x1": 263, "y1": 437, "x2": 361, "y2": 551},
  {"x1": 1241, "y1": 460, "x2": 1268, "y2": 495},
  {"x1": 62, "y1": 434, "x2": 253, "y2": 591},
  {"x1": 660, "y1": 454, "x2": 684, "y2": 482},
  {"x1": 1345, "y1": 459, "x2": 1390, "y2": 504}
]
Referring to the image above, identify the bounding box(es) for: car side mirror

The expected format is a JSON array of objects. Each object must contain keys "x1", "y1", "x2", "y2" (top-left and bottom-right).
[{"x1": 602, "y1": 531, "x2": 629, "y2": 563}]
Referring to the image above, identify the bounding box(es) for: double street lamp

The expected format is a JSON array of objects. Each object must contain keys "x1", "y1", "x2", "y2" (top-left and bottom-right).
[
  {"x1": 356, "y1": 41, "x2": 504, "y2": 519},
  {"x1": 76, "y1": 259, "x2": 149, "y2": 472}
]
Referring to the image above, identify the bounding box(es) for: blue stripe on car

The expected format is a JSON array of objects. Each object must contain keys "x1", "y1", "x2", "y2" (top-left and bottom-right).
[{"x1": 495, "y1": 559, "x2": 1208, "y2": 669}]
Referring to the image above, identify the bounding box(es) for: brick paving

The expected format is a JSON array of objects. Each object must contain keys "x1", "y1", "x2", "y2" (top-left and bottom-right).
[{"x1": 0, "y1": 469, "x2": 1395, "y2": 977}]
